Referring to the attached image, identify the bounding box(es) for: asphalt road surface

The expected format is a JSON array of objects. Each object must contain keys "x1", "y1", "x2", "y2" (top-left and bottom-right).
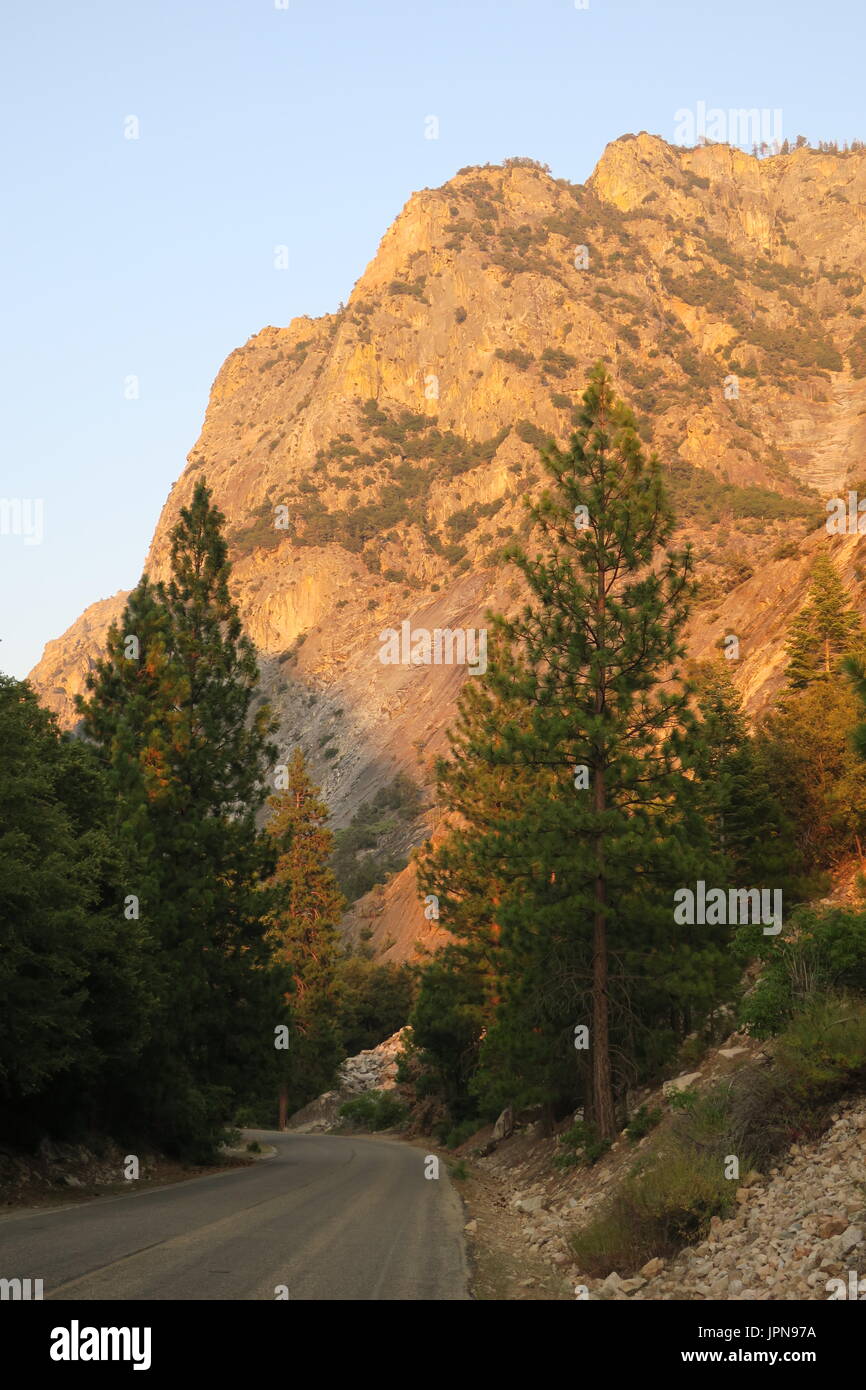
[{"x1": 0, "y1": 1132, "x2": 469, "y2": 1301}]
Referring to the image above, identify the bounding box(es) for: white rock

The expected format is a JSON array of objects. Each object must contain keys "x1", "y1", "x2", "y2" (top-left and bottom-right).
[
  {"x1": 662, "y1": 1071, "x2": 702, "y2": 1096},
  {"x1": 840, "y1": 1226, "x2": 862, "y2": 1255},
  {"x1": 517, "y1": 1195, "x2": 547, "y2": 1214},
  {"x1": 492, "y1": 1107, "x2": 514, "y2": 1141}
]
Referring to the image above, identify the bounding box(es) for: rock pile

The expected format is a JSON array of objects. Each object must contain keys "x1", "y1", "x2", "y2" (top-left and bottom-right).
[
  {"x1": 469, "y1": 1048, "x2": 866, "y2": 1301},
  {"x1": 286, "y1": 1029, "x2": 408, "y2": 1132},
  {"x1": 621, "y1": 1098, "x2": 866, "y2": 1301},
  {"x1": 336, "y1": 1029, "x2": 405, "y2": 1096},
  {"x1": 0, "y1": 1138, "x2": 140, "y2": 1200}
]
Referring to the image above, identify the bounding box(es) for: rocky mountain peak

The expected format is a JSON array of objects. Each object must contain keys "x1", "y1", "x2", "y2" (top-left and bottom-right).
[{"x1": 29, "y1": 138, "x2": 866, "y2": 959}]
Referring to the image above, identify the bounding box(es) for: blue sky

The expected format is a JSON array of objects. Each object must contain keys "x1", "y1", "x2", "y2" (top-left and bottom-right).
[{"x1": 1, "y1": 0, "x2": 863, "y2": 679}]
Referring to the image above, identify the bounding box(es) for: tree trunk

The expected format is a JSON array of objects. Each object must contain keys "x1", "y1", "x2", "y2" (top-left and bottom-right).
[
  {"x1": 278, "y1": 1085, "x2": 288, "y2": 1132},
  {"x1": 591, "y1": 829, "x2": 617, "y2": 1139},
  {"x1": 591, "y1": 506, "x2": 617, "y2": 1141}
]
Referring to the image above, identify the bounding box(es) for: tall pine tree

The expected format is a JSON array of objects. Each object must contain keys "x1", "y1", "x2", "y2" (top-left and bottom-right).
[
  {"x1": 418, "y1": 366, "x2": 735, "y2": 1138},
  {"x1": 78, "y1": 480, "x2": 285, "y2": 1157},
  {"x1": 266, "y1": 749, "x2": 345, "y2": 1121},
  {"x1": 759, "y1": 557, "x2": 866, "y2": 873},
  {"x1": 491, "y1": 363, "x2": 716, "y2": 1137}
]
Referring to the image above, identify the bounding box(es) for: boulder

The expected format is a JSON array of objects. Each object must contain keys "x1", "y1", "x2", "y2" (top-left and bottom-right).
[
  {"x1": 839, "y1": 1226, "x2": 862, "y2": 1255},
  {"x1": 492, "y1": 1107, "x2": 514, "y2": 1141},
  {"x1": 662, "y1": 1071, "x2": 702, "y2": 1096},
  {"x1": 517, "y1": 1195, "x2": 547, "y2": 1214}
]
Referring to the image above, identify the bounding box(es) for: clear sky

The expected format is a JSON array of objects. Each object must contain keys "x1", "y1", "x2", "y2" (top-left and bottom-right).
[{"x1": 1, "y1": 0, "x2": 863, "y2": 679}]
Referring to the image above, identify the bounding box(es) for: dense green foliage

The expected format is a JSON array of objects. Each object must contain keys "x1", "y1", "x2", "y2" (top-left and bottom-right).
[
  {"x1": 0, "y1": 678, "x2": 151, "y2": 1145},
  {"x1": 333, "y1": 954, "x2": 414, "y2": 1057},
  {"x1": 72, "y1": 481, "x2": 287, "y2": 1158},
  {"x1": 0, "y1": 482, "x2": 294, "y2": 1159},
  {"x1": 338, "y1": 1089, "x2": 407, "y2": 1132},
  {"x1": 409, "y1": 365, "x2": 783, "y2": 1140}
]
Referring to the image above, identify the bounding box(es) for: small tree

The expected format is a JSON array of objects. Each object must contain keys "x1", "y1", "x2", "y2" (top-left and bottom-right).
[
  {"x1": 689, "y1": 660, "x2": 799, "y2": 891},
  {"x1": 266, "y1": 749, "x2": 345, "y2": 1119},
  {"x1": 784, "y1": 555, "x2": 863, "y2": 689}
]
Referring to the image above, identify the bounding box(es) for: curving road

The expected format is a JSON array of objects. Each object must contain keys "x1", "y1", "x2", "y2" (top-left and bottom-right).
[{"x1": 0, "y1": 1131, "x2": 469, "y2": 1301}]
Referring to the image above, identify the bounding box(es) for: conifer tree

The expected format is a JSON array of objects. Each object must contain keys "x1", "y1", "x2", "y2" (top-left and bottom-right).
[
  {"x1": 758, "y1": 681, "x2": 866, "y2": 871},
  {"x1": 266, "y1": 749, "x2": 345, "y2": 1117},
  {"x1": 418, "y1": 366, "x2": 735, "y2": 1138},
  {"x1": 78, "y1": 480, "x2": 285, "y2": 1156},
  {"x1": 689, "y1": 660, "x2": 798, "y2": 890},
  {"x1": 784, "y1": 554, "x2": 863, "y2": 689},
  {"x1": 490, "y1": 363, "x2": 718, "y2": 1137},
  {"x1": 414, "y1": 635, "x2": 558, "y2": 1119},
  {"x1": 758, "y1": 557, "x2": 866, "y2": 873}
]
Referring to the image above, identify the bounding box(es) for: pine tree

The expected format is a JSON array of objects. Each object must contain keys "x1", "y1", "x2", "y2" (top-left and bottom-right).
[
  {"x1": 689, "y1": 660, "x2": 798, "y2": 890},
  {"x1": 414, "y1": 634, "x2": 560, "y2": 1120},
  {"x1": 783, "y1": 555, "x2": 863, "y2": 689},
  {"x1": 491, "y1": 363, "x2": 721, "y2": 1137},
  {"x1": 266, "y1": 749, "x2": 345, "y2": 1119},
  {"x1": 418, "y1": 365, "x2": 735, "y2": 1139},
  {"x1": 766, "y1": 557, "x2": 866, "y2": 873},
  {"x1": 78, "y1": 480, "x2": 285, "y2": 1157},
  {"x1": 759, "y1": 679, "x2": 866, "y2": 871},
  {"x1": 839, "y1": 653, "x2": 866, "y2": 867}
]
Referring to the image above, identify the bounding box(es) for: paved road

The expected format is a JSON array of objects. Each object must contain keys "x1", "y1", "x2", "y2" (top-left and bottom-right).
[{"x1": 0, "y1": 1132, "x2": 469, "y2": 1301}]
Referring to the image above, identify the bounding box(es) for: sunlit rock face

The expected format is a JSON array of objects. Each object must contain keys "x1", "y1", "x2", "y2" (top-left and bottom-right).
[{"x1": 29, "y1": 138, "x2": 866, "y2": 956}]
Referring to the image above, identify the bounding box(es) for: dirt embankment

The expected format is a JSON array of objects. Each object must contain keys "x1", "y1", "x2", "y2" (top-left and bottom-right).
[{"x1": 0, "y1": 1136, "x2": 255, "y2": 1212}]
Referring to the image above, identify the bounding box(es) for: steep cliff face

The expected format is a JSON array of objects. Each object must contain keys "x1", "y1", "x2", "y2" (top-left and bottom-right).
[{"x1": 28, "y1": 134, "x2": 866, "y2": 956}]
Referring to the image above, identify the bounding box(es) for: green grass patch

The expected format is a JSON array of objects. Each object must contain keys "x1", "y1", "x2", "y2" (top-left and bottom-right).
[{"x1": 338, "y1": 1090, "x2": 408, "y2": 1132}]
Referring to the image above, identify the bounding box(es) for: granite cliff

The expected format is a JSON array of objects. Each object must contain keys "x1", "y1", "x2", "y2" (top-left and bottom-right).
[{"x1": 29, "y1": 133, "x2": 866, "y2": 955}]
